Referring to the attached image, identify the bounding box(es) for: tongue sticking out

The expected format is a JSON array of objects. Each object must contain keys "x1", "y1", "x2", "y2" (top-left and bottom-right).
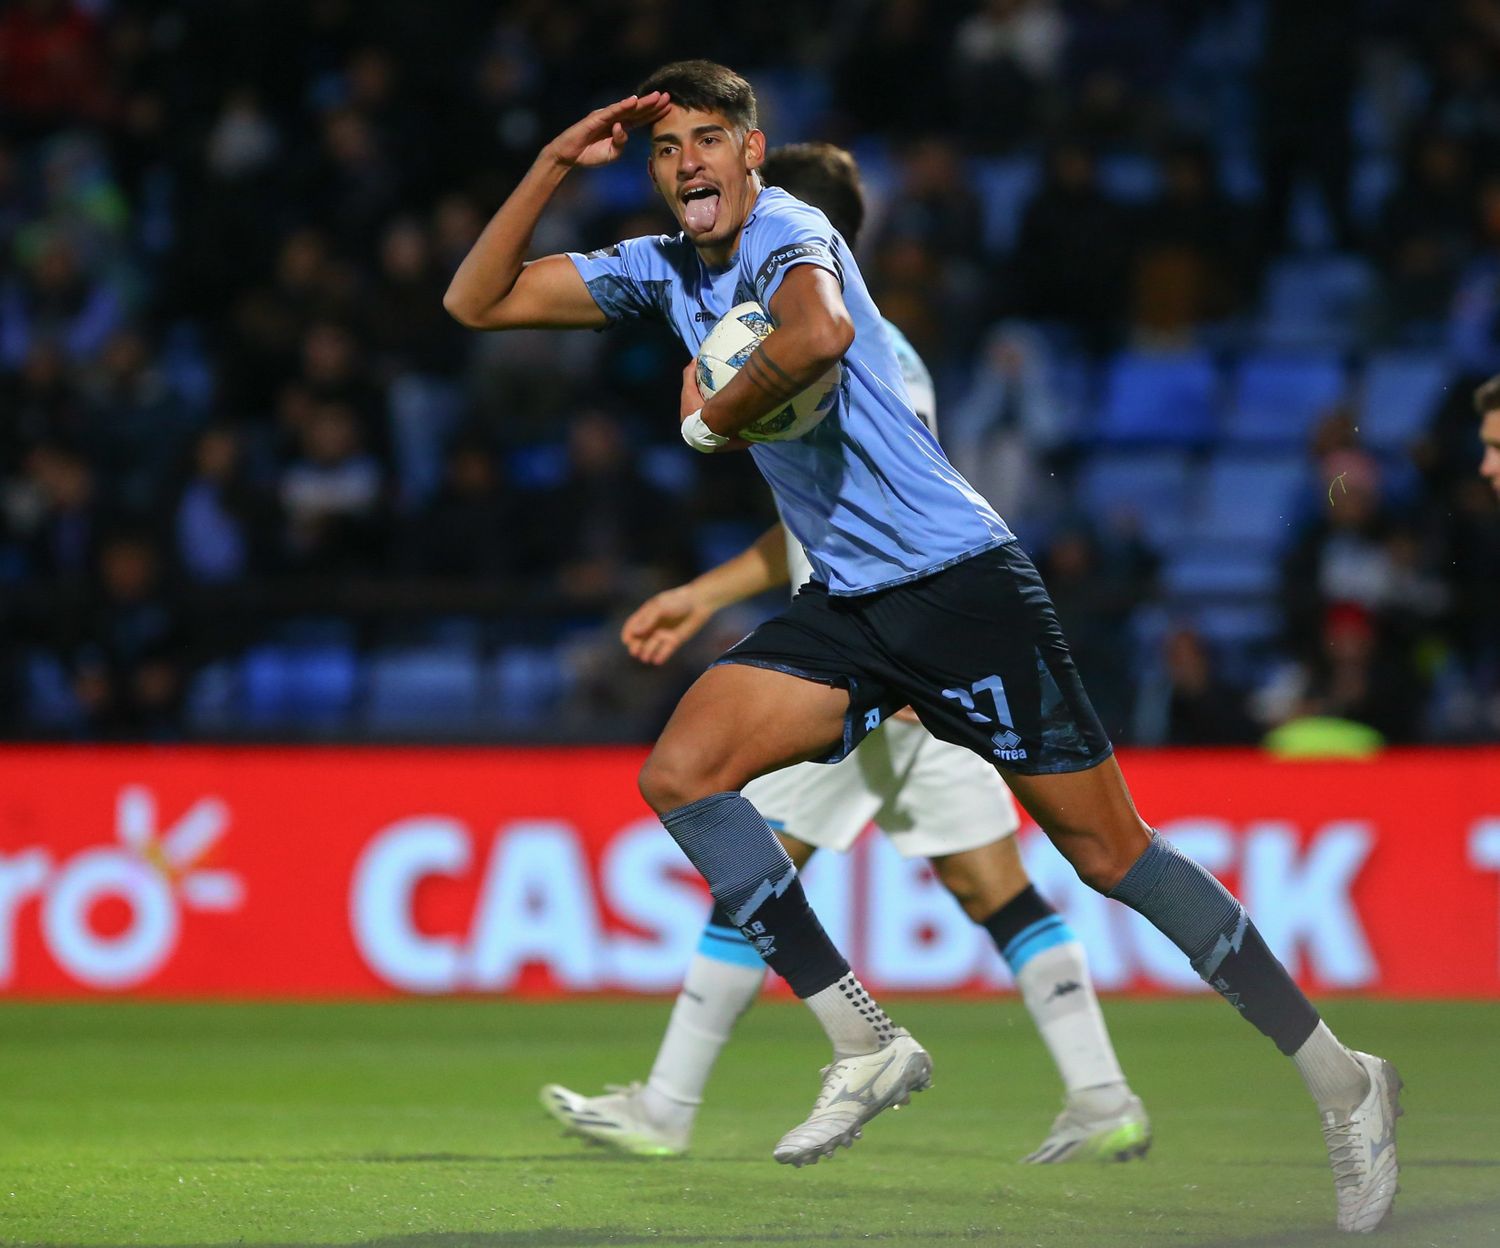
[{"x1": 684, "y1": 192, "x2": 721, "y2": 234}]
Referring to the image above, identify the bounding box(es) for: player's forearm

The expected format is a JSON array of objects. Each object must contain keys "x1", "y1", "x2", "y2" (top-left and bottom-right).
[
  {"x1": 443, "y1": 154, "x2": 570, "y2": 327},
  {"x1": 702, "y1": 321, "x2": 851, "y2": 437},
  {"x1": 689, "y1": 524, "x2": 790, "y2": 609}
]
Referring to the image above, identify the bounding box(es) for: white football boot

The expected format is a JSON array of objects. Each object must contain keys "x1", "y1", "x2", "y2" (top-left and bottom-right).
[
  {"x1": 773, "y1": 1029, "x2": 932, "y2": 1166},
  {"x1": 1022, "y1": 1086, "x2": 1152, "y2": 1164},
  {"x1": 539, "y1": 1082, "x2": 689, "y2": 1157},
  {"x1": 1320, "y1": 1050, "x2": 1403, "y2": 1233}
]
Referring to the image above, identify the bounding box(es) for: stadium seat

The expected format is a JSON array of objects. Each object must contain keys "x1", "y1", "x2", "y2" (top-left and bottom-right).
[
  {"x1": 506, "y1": 444, "x2": 570, "y2": 491},
  {"x1": 492, "y1": 645, "x2": 572, "y2": 725},
  {"x1": 1185, "y1": 453, "x2": 1310, "y2": 548},
  {"x1": 1193, "y1": 602, "x2": 1281, "y2": 647},
  {"x1": 1356, "y1": 351, "x2": 1452, "y2": 451},
  {"x1": 365, "y1": 647, "x2": 484, "y2": 733},
  {"x1": 23, "y1": 653, "x2": 85, "y2": 731},
  {"x1": 1258, "y1": 254, "x2": 1379, "y2": 351},
  {"x1": 1076, "y1": 449, "x2": 1195, "y2": 551},
  {"x1": 970, "y1": 155, "x2": 1041, "y2": 255},
  {"x1": 1097, "y1": 351, "x2": 1221, "y2": 445},
  {"x1": 1224, "y1": 352, "x2": 1347, "y2": 446},
  {"x1": 1161, "y1": 542, "x2": 1281, "y2": 599},
  {"x1": 242, "y1": 644, "x2": 359, "y2": 731},
  {"x1": 1096, "y1": 152, "x2": 1162, "y2": 204},
  {"x1": 183, "y1": 661, "x2": 241, "y2": 733}
]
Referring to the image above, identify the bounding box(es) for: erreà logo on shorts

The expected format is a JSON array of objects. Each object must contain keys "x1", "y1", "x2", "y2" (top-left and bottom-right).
[
  {"x1": 0, "y1": 787, "x2": 244, "y2": 990},
  {"x1": 991, "y1": 729, "x2": 1028, "y2": 761}
]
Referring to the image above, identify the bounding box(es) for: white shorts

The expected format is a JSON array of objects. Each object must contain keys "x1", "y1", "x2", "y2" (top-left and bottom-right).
[{"x1": 741, "y1": 716, "x2": 1020, "y2": 860}]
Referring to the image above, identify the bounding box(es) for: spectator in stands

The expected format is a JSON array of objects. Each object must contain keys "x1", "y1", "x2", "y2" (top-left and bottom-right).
[
  {"x1": 0, "y1": 0, "x2": 111, "y2": 135},
  {"x1": 1012, "y1": 142, "x2": 1135, "y2": 349},
  {"x1": 1131, "y1": 141, "x2": 1247, "y2": 341},
  {"x1": 14, "y1": 440, "x2": 97, "y2": 585},
  {"x1": 401, "y1": 436, "x2": 530, "y2": 580},
  {"x1": 951, "y1": 0, "x2": 1065, "y2": 153},
  {"x1": 1151, "y1": 626, "x2": 1258, "y2": 746},
  {"x1": 1035, "y1": 522, "x2": 1156, "y2": 740},
  {"x1": 945, "y1": 321, "x2": 1067, "y2": 526},
  {"x1": 279, "y1": 402, "x2": 386, "y2": 574},
  {"x1": 531, "y1": 410, "x2": 692, "y2": 608},
  {"x1": 1257, "y1": 0, "x2": 1358, "y2": 252},
  {"x1": 1378, "y1": 131, "x2": 1475, "y2": 331},
  {"x1": 0, "y1": 232, "x2": 123, "y2": 371},
  {"x1": 60, "y1": 531, "x2": 186, "y2": 737},
  {"x1": 82, "y1": 326, "x2": 198, "y2": 516},
  {"x1": 175, "y1": 426, "x2": 266, "y2": 585}
]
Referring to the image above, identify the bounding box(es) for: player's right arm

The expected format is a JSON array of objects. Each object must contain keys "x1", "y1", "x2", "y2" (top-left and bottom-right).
[
  {"x1": 621, "y1": 524, "x2": 790, "y2": 666},
  {"x1": 443, "y1": 92, "x2": 671, "y2": 331}
]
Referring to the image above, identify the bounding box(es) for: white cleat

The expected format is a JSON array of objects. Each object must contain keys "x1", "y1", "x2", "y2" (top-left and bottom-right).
[
  {"x1": 1322, "y1": 1050, "x2": 1403, "y2": 1233},
  {"x1": 539, "y1": 1081, "x2": 689, "y2": 1157},
  {"x1": 773, "y1": 1030, "x2": 932, "y2": 1167},
  {"x1": 1022, "y1": 1086, "x2": 1152, "y2": 1164}
]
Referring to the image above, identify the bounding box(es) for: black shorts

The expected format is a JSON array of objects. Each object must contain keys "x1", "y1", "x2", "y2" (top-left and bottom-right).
[{"x1": 717, "y1": 541, "x2": 1113, "y2": 776}]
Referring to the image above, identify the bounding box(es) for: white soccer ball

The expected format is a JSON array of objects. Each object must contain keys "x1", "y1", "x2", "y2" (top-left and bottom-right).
[{"x1": 695, "y1": 301, "x2": 843, "y2": 443}]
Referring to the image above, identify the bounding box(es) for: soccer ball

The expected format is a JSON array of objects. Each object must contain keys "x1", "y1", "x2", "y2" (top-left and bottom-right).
[{"x1": 695, "y1": 301, "x2": 843, "y2": 443}]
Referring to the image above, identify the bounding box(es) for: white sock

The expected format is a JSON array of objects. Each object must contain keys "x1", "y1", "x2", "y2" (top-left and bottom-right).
[
  {"x1": 1014, "y1": 941, "x2": 1127, "y2": 1097},
  {"x1": 1292, "y1": 1020, "x2": 1369, "y2": 1115},
  {"x1": 805, "y1": 971, "x2": 897, "y2": 1059},
  {"x1": 641, "y1": 950, "x2": 765, "y2": 1129}
]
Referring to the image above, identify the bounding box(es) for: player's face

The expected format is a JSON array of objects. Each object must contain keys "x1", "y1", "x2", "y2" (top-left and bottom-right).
[
  {"x1": 647, "y1": 106, "x2": 765, "y2": 257},
  {"x1": 1481, "y1": 411, "x2": 1500, "y2": 498}
]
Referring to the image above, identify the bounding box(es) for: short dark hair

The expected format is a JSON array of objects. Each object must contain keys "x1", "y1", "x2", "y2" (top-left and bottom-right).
[
  {"x1": 762, "y1": 142, "x2": 866, "y2": 245},
  {"x1": 635, "y1": 60, "x2": 757, "y2": 134},
  {"x1": 1474, "y1": 374, "x2": 1500, "y2": 416}
]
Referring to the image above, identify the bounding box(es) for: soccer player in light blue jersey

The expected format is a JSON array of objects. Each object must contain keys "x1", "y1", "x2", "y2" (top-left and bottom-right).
[
  {"x1": 540, "y1": 142, "x2": 1149, "y2": 1167},
  {"x1": 445, "y1": 62, "x2": 1400, "y2": 1230}
]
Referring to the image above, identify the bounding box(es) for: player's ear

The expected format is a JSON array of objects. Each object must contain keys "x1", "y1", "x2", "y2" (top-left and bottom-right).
[{"x1": 744, "y1": 128, "x2": 766, "y2": 173}]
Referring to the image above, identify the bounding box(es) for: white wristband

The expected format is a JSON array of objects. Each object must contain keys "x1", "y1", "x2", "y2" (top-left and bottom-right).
[{"x1": 681, "y1": 408, "x2": 730, "y2": 453}]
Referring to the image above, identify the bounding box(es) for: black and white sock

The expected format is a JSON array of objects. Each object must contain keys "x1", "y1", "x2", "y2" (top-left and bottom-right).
[
  {"x1": 1109, "y1": 832, "x2": 1366, "y2": 1109},
  {"x1": 660, "y1": 793, "x2": 892, "y2": 1056}
]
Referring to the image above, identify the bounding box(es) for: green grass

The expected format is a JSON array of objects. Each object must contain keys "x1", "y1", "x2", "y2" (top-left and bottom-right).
[{"x1": 1, "y1": 1000, "x2": 1497, "y2": 1248}]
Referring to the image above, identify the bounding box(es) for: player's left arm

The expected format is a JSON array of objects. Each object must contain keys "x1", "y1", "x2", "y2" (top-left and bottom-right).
[{"x1": 697, "y1": 265, "x2": 853, "y2": 440}]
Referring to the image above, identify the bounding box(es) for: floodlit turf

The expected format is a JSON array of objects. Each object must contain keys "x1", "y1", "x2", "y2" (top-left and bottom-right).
[{"x1": 1, "y1": 1000, "x2": 1497, "y2": 1248}]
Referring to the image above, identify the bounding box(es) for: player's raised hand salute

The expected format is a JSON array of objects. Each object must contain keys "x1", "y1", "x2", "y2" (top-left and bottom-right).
[
  {"x1": 543, "y1": 92, "x2": 673, "y2": 169},
  {"x1": 443, "y1": 95, "x2": 670, "y2": 331}
]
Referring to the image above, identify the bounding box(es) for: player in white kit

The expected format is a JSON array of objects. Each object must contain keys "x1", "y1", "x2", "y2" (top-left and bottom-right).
[{"x1": 540, "y1": 144, "x2": 1149, "y2": 1165}]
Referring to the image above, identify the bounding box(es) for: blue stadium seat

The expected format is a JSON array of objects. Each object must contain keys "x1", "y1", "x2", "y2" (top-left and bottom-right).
[
  {"x1": 1224, "y1": 352, "x2": 1347, "y2": 446},
  {"x1": 1161, "y1": 543, "x2": 1281, "y2": 599},
  {"x1": 24, "y1": 653, "x2": 85, "y2": 731},
  {"x1": 506, "y1": 444, "x2": 570, "y2": 491},
  {"x1": 491, "y1": 646, "x2": 572, "y2": 725},
  {"x1": 365, "y1": 647, "x2": 483, "y2": 732},
  {"x1": 183, "y1": 661, "x2": 241, "y2": 733},
  {"x1": 1076, "y1": 449, "x2": 1195, "y2": 550},
  {"x1": 1186, "y1": 453, "x2": 1309, "y2": 548},
  {"x1": 1356, "y1": 351, "x2": 1452, "y2": 451},
  {"x1": 1098, "y1": 351, "x2": 1220, "y2": 445},
  {"x1": 1096, "y1": 152, "x2": 1161, "y2": 203},
  {"x1": 1193, "y1": 603, "x2": 1281, "y2": 647},
  {"x1": 970, "y1": 156, "x2": 1041, "y2": 255},
  {"x1": 242, "y1": 645, "x2": 359, "y2": 730},
  {"x1": 1259, "y1": 254, "x2": 1378, "y2": 350}
]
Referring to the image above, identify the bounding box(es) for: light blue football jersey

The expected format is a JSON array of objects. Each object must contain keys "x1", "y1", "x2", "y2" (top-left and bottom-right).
[{"x1": 567, "y1": 186, "x2": 1013, "y2": 595}]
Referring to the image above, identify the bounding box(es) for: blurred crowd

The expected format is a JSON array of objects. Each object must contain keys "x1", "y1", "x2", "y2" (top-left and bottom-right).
[{"x1": 1, "y1": 0, "x2": 1498, "y2": 745}]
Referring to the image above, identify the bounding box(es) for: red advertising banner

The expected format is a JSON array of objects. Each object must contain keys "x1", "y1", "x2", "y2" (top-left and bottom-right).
[{"x1": 0, "y1": 746, "x2": 1496, "y2": 998}]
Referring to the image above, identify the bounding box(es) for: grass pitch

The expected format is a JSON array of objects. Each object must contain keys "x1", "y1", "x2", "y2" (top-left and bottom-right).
[{"x1": 2, "y1": 999, "x2": 1497, "y2": 1248}]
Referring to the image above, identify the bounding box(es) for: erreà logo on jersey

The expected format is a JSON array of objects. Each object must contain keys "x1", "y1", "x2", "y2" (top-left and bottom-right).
[{"x1": 991, "y1": 729, "x2": 1028, "y2": 761}]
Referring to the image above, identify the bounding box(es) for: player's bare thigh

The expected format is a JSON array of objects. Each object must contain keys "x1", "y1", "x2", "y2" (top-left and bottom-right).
[
  {"x1": 638, "y1": 662, "x2": 850, "y2": 813},
  {"x1": 1002, "y1": 755, "x2": 1153, "y2": 894}
]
